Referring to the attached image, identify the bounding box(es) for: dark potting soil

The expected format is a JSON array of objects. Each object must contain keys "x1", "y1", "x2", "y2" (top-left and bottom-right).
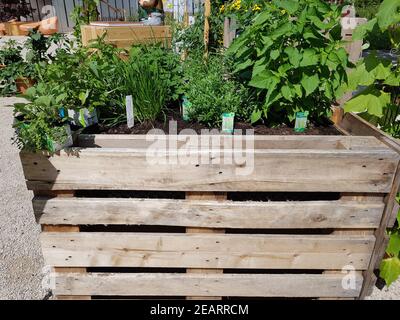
[{"x1": 83, "y1": 108, "x2": 340, "y2": 135}]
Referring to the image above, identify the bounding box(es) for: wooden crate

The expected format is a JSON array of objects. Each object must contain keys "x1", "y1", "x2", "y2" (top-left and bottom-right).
[
  {"x1": 81, "y1": 23, "x2": 171, "y2": 49},
  {"x1": 20, "y1": 114, "x2": 400, "y2": 300}
]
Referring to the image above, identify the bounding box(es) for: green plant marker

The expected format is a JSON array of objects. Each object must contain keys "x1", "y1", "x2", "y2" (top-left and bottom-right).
[
  {"x1": 46, "y1": 135, "x2": 56, "y2": 153},
  {"x1": 222, "y1": 112, "x2": 235, "y2": 134},
  {"x1": 294, "y1": 111, "x2": 309, "y2": 132},
  {"x1": 182, "y1": 96, "x2": 192, "y2": 121}
]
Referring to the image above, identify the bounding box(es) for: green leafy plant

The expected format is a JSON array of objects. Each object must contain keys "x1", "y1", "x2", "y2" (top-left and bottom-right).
[
  {"x1": 223, "y1": 0, "x2": 265, "y2": 29},
  {"x1": 380, "y1": 195, "x2": 400, "y2": 286},
  {"x1": 344, "y1": 0, "x2": 400, "y2": 287},
  {"x1": 182, "y1": 53, "x2": 255, "y2": 127},
  {"x1": 13, "y1": 85, "x2": 70, "y2": 152},
  {"x1": 344, "y1": 0, "x2": 400, "y2": 130},
  {"x1": 0, "y1": 39, "x2": 23, "y2": 65},
  {"x1": 71, "y1": 0, "x2": 100, "y2": 40},
  {"x1": 228, "y1": 0, "x2": 349, "y2": 125},
  {"x1": 172, "y1": 1, "x2": 225, "y2": 56},
  {"x1": 114, "y1": 45, "x2": 179, "y2": 124}
]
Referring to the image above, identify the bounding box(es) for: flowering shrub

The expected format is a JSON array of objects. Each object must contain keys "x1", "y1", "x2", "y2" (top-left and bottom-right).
[{"x1": 223, "y1": 0, "x2": 266, "y2": 28}]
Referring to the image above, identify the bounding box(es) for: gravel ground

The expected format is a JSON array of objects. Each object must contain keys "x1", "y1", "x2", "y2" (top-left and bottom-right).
[
  {"x1": 1, "y1": 97, "x2": 400, "y2": 300},
  {"x1": 0, "y1": 101, "x2": 47, "y2": 300}
]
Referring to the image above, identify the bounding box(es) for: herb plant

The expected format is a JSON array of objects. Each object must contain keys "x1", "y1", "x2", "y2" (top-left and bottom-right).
[
  {"x1": 182, "y1": 53, "x2": 255, "y2": 127},
  {"x1": 13, "y1": 85, "x2": 70, "y2": 152}
]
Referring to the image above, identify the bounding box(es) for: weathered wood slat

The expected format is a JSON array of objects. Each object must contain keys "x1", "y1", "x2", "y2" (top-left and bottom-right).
[
  {"x1": 21, "y1": 148, "x2": 398, "y2": 192},
  {"x1": 78, "y1": 134, "x2": 389, "y2": 151},
  {"x1": 338, "y1": 113, "x2": 400, "y2": 152},
  {"x1": 54, "y1": 272, "x2": 363, "y2": 297},
  {"x1": 41, "y1": 232, "x2": 375, "y2": 269},
  {"x1": 35, "y1": 197, "x2": 385, "y2": 229}
]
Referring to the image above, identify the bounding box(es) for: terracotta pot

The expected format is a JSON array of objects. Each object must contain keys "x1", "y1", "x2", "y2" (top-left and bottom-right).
[
  {"x1": 0, "y1": 64, "x2": 6, "y2": 69},
  {"x1": 15, "y1": 77, "x2": 35, "y2": 94}
]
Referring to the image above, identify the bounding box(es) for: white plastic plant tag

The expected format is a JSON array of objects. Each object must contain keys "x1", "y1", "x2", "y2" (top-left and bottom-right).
[{"x1": 126, "y1": 95, "x2": 134, "y2": 128}]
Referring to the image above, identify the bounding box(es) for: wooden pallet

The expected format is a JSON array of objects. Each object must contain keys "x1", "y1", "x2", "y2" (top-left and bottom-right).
[{"x1": 20, "y1": 114, "x2": 400, "y2": 299}]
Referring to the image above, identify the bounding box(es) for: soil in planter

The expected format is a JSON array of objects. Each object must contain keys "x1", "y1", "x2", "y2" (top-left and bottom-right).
[{"x1": 83, "y1": 108, "x2": 341, "y2": 135}]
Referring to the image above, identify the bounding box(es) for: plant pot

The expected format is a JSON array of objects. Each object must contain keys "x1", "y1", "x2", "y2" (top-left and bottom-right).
[
  {"x1": 15, "y1": 77, "x2": 35, "y2": 94},
  {"x1": 0, "y1": 64, "x2": 6, "y2": 69}
]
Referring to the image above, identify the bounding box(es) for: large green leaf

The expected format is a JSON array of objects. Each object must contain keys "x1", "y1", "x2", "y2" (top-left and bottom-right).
[
  {"x1": 376, "y1": 0, "x2": 400, "y2": 31},
  {"x1": 284, "y1": 47, "x2": 302, "y2": 67},
  {"x1": 251, "y1": 109, "x2": 262, "y2": 123},
  {"x1": 364, "y1": 53, "x2": 392, "y2": 80},
  {"x1": 281, "y1": 85, "x2": 294, "y2": 102},
  {"x1": 300, "y1": 73, "x2": 319, "y2": 96},
  {"x1": 387, "y1": 233, "x2": 400, "y2": 256},
  {"x1": 380, "y1": 257, "x2": 400, "y2": 286},
  {"x1": 353, "y1": 18, "x2": 377, "y2": 40},
  {"x1": 273, "y1": 0, "x2": 300, "y2": 14},
  {"x1": 346, "y1": 63, "x2": 375, "y2": 90},
  {"x1": 344, "y1": 87, "x2": 391, "y2": 117},
  {"x1": 249, "y1": 70, "x2": 280, "y2": 90},
  {"x1": 271, "y1": 49, "x2": 280, "y2": 60},
  {"x1": 300, "y1": 49, "x2": 319, "y2": 67},
  {"x1": 233, "y1": 59, "x2": 253, "y2": 73}
]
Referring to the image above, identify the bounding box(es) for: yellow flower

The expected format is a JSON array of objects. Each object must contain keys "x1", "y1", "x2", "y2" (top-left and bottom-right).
[
  {"x1": 281, "y1": 9, "x2": 286, "y2": 15},
  {"x1": 230, "y1": 0, "x2": 241, "y2": 11},
  {"x1": 220, "y1": 4, "x2": 225, "y2": 13},
  {"x1": 252, "y1": 4, "x2": 261, "y2": 12}
]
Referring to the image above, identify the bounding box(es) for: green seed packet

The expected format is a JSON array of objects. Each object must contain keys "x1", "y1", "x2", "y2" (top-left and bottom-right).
[
  {"x1": 182, "y1": 96, "x2": 192, "y2": 121},
  {"x1": 294, "y1": 111, "x2": 309, "y2": 133},
  {"x1": 222, "y1": 112, "x2": 235, "y2": 134}
]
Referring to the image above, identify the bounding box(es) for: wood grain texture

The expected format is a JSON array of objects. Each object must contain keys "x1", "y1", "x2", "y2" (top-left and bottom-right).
[
  {"x1": 42, "y1": 225, "x2": 91, "y2": 300},
  {"x1": 337, "y1": 113, "x2": 400, "y2": 299},
  {"x1": 20, "y1": 147, "x2": 398, "y2": 193},
  {"x1": 185, "y1": 192, "x2": 226, "y2": 300},
  {"x1": 81, "y1": 25, "x2": 171, "y2": 48},
  {"x1": 35, "y1": 197, "x2": 385, "y2": 229},
  {"x1": 77, "y1": 134, "x2": 389, "y2": 151},
  {"x1": 54, "y1": 272, "x2": 363, "y2": 297},
  {"x1": 40, "y1": 232, "x2": 375, "y2": 269}
]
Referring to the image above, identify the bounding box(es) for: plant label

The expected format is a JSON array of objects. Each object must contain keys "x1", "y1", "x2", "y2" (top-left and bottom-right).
[
  {"x1": 67, "y1": 108, "x2": 98, "y2": 127},
  {"x1": 182, "y1": 96, "x2": 192, "y2": 121},
  {"x1": 222, "y1": 112, "x2": 235, "y2": 134},
  {"x1": 294, "y1": 111, "x2": 309, "y2": 132},
  {"x1": 126, "y1": 95, "x2": 134, "y2": 128}
]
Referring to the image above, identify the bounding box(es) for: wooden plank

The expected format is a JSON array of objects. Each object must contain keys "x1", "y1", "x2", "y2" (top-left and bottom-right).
[
  {"x1": 40, "y1": 232, "x2": 375, "y2": 270},
  {"x1": 388, "y1": 200, "x2": 400, "y2": 228},
  {"x1": 78, "y1": 134, "x2": 389, "y2": 151},
  {"x1": 42, "y1": 225, "x2": 90, "y2": 300},
  {"x1": 337, "y1": 112, "x2": 400, "y2": 299},
  {"x1": 360, "y1": 162, "x2": 400, "y2": 299},
  {"x1": 81, "y1": 24, "x2": 171, "y2": 47},
  {"x1": 20, "y1": 148, "x2": 398, "y2": 193},
  {"x1": 185, "y1": 191, "x2": 226, "y2": 300},
  {"x1": 338, "y1": 113, "x2": 400, "y2": 153},
  {"x1": 54, "y1": 272, "x2": 363, "y2": 297},
  {"x1": 35, "y1": 197, "x2": 385, "y2": 229}
]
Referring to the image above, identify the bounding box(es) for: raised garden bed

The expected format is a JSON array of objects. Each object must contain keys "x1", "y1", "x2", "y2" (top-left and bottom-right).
[
  {"x1": 81, "y1": 23, "x2": 171, "y2": 49},
  {"x1": 19, "y1": 113, "x2": 400, "y2": 300}
]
